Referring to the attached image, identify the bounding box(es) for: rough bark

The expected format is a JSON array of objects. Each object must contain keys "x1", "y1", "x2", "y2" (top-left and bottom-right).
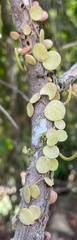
[{"x1": 9, "y1": 1, "x2": 77, "y2": 240}]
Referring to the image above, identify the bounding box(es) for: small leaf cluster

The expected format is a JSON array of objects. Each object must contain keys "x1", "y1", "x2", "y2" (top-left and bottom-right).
[
  {"x1": 22, "y1": 146, "x2": 35, "y2": 157},
  {"x1": 24, "y1": 184, "x2": 40, "y2": 204},
  {"x1": 24, "y1": 68, "x2": 77, "y2": 225},
  {"x1": 19, "y1": 205, "x2": 41, "y2": 225},
  {"x1": 26, "y1": 80, "x2": 77, "y2": 163},
  {"x1": 19, "y1": 184, "x2": 41, "y2": 225},
  {"x1": 10, "y1": 1, "x2": 61, "y2": 72}
]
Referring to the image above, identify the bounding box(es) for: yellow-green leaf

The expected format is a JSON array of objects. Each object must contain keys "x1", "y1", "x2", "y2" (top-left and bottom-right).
[
  {"x1": 54, "y1": 120, "x2": 66, "y2": 130},
  {"x1": 44, "y1": 100, "x2": 66, "y2": 121},
  {"x1": 24, "y1": 185, "x2": 30, "y2": 204},
  {"x1": 33, "y1": 43, "x2": 48, "y2": 62},
  {"x1": 46, "y1": 129, "x2": 57, "y2": 139},
  {"x1": 22, "y1": 146, "x2": 28, "y2": 154},
  {"x1": 50, "y1": 158, "x2": 59, "y2": 171},
  {"x1": 43, "y1": 145, "x2": 59, "y2": 158},
  {"x1": 30, "y1": 6, "x2": 43, "y2": 21},
  {"x1": 23, "y1": 25, "x2": 31, "y2": 35},
  {"x1": 48, "y1": 77, "x2": 52, "y2": 82},
  {"x1": 10, "y1": 31, "x2": 19, "y2": 40},
  {"x1": 44, "y1": 177, "x2": 54, "y2": 186},
  {"x1": 56, "y1": 130, "x2": 68, "y2": 142},
  {"x1": 15, "y1": 48, "x2": 27, "y2": 72},
  {"x1": 30, "y1": 184, "x2": 40, "y2": 199},
  {"x1": 30, "y1": 92, "x2": 40, "y2": 104},
  {"x1": 19, "y1": 208, "x2": 34, "y2": 225},
  {"x1": 43, "y1": 51, "x2": 61, "y2": 71},
  {"x1": 26, "y1": 102, "x2": 34, "y2": 117},
  {"x1": 39, "y1": 29, "x2": 44, "y2": 44},
  {"x1": 52, "y1": 91, "x2": 60, "y2": 100},
  {"x1": 29, "y1": 205, "x2": 41, "y2": 220},
  {"x1": 36, "y1": 156, "x2": 50, "y2": 173},
  {"x1": 25, "y1": 54, "x2": 36, "y2": 65},
  {"x1": 40, "y1": 83, "x2": 57, "y2": 100},
  {"x1": 47, "y1": 134, "x2": 58, "y2": 147}
]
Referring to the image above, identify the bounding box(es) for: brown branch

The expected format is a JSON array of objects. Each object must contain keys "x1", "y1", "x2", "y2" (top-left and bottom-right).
[
  {"x1": 0, "y1": 79, "x2": 29, "y2": 102},
  {"x1": 0, "y1": 105, "x2": 19, "y2": 129},
  {"x1": 60, "y1": 41, "x2": 77, "y2": 50},
  {"x1": 58, "y1": 62, "x2": 77, "y2": 92}
]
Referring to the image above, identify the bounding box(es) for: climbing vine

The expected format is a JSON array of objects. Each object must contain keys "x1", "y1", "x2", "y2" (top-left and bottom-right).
[{"x1": 10, "y1": 1, "x2": 77, "y2": 238}]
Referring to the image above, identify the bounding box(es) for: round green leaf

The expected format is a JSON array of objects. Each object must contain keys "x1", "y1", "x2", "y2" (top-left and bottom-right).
[
  {"x1": 44, "y1": 100, "x2": 66, "y2": 121},
  {"x1": 47, "y1": 134, "x2": 58, "y2": 147},
  {"x1": 56, "y1": 130, "x2": 68, "y2": 142},
  {"x1": 26, "y1": 103, "x2": 34, "y2": 117},
  {"x1": 50, "y1": 158, "x2": 59, "y2": 171},
  {"x1": 44, "y1": 177, "x2": 54, "y2": 186},
  {"x1": 33, "y1": 43, "x2": 48, "y2": 62},
  {"x1": 25, "y1": 54, "x2": 36, "y2": 65},
  {"x1": 54, "y1": 120, "x2": 66, "y2": 130},
  {"x1": 22, "y1": 146, "x2": 28, "y2": 154},
  {"x1": 43, "y1": 145, "x2": 59, "y2": 158},
  {"x1": 36, "y1": 156, "x2": 50, "y2": 173},
  {"x1": 30, "y1": 184, "x2": 40, "y2": 199},
  {"x1": 46, "y1": 129, "x2": 57, "y2": 139},
  {"x1": 30, "y1": 92, "x2": 40, "y2": 104},
  {"x1": 30, "y1": 6, "x2": 43, "y2": 21},
  {"x1": 40, "y1": 82, "x2": 57, "y2": 100},
  {"x1": 43, "y1": 51, "x2": 61, "y2": 70},
  {"x1": 19, "y1": 208, "x2": 34, "y2": 225},
  {"x1": 29, "y1": 205, "x2": 41, "y2": 220},
  {"x1": 39, "y1": 29, "x2": 44, "y2": 44},
  {"x1": 23, "y1": 25, "x2": 31, "y2": 35},
  {"x1": 24, "y1": 185, "x2": 30, "y2": 204},
  {"x1": 10, "y1": 31, "x2": 19, "y2": 40}
]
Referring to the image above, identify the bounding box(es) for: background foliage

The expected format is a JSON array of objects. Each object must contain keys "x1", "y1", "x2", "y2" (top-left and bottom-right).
[{"x1": 0, "y1": 0, "x2": 77, "y2": 237}]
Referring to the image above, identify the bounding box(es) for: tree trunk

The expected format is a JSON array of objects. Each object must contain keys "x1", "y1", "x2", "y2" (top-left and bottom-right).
[{"x1": 9, "y1": 1, "x2": 77, "y2": 239}]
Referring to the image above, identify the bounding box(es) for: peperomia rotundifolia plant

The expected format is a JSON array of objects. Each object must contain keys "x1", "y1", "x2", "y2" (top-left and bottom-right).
[{"x1": 9, "y1": 1, "x2": 77, "y2": 240}]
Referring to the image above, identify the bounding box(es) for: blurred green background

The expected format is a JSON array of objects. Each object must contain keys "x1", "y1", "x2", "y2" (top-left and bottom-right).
[{"x1": 0, "y1": 0, "x2": 77, "y2": 239}]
